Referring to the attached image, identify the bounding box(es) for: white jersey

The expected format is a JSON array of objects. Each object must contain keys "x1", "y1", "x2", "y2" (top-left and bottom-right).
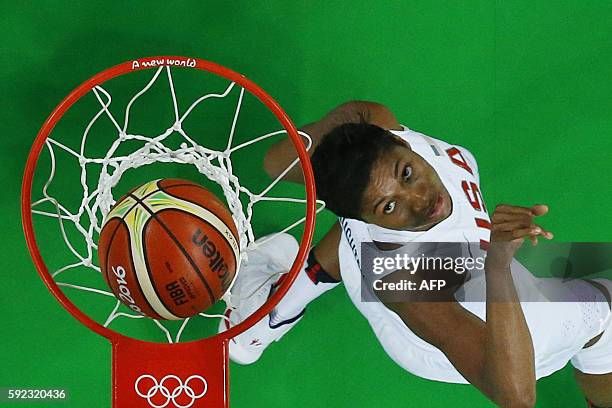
[{"x1": 338, "y1": 126, "x2": 611, "y2": 383}]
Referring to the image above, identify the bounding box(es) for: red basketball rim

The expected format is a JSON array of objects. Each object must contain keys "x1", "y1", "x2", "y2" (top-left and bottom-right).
[{"x1": 21, "y1": 56, "x2": 317, "y2": 344}]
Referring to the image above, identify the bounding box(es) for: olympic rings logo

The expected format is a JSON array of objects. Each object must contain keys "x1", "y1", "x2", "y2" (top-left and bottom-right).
[{"x1": 134, "y1": 374, "x2": 208, "y2": 408}]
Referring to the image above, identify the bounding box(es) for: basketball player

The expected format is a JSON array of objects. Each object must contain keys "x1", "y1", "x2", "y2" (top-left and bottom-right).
[{"x1": 220, "y1": 101, "x2": 612, "y2": 407}]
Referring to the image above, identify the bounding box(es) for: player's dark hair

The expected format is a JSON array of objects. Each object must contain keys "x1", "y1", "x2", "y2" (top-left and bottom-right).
[{"x1": 311, "y1": 123, "x2": 405, "y2": 220}]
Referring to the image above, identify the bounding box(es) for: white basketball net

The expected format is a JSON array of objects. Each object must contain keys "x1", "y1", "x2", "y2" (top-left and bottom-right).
[{"x1": 31, "y1": 65, "x2": 323, "y2": 342}]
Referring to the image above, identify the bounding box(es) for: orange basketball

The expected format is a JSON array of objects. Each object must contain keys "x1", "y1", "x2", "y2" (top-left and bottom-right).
[{"x1": 98, "y1": 179, "x2": 240, "y2": 320}]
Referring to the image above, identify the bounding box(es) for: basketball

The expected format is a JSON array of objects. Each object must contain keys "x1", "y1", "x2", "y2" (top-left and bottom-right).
[{"x1": 97, "y1": 179, "x2": 240, "y2": 320}]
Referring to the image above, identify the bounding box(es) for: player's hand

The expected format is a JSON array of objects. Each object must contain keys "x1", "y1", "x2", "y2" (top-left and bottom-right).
[{"x1": 487, "y1": 204, "x2": 554, "y2": 265}]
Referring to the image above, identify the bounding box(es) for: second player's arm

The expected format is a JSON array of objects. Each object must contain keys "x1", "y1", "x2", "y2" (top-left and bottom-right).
[{"x1": 263, "y1": 101, "x2": 402, "y2": 183}]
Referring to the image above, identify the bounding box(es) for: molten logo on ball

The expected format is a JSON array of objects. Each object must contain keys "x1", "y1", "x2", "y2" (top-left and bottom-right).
[{"x1": 191, "y1": 229, "x2": 232, "y2": 292}]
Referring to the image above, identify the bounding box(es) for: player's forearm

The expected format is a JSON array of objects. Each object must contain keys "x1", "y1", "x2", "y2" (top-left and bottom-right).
[
  {"x1": 264, "y1": 102, "x2": 368, "y2": 183},
  {"x1": 483, "y1": 256, "x2": 536, "y2": 407},
  {"x1": 263, "y1": 101, "x2": 398, "y2": 183}
]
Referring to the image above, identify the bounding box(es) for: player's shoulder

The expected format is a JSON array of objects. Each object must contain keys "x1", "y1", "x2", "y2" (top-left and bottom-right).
[
  {"x1": 339, "y1": 216, "x2": 370, "y2": 241},
  {"x1": 391, "y1": 126, "x2": 480, "y2": 176}
]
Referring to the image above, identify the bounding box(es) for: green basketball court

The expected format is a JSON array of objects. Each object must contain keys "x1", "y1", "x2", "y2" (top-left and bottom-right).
[{"x1": 2, "y1": 2, "x2": 611, "y2": 407}]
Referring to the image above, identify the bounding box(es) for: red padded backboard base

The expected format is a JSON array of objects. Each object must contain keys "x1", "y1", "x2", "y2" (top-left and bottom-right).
[{"x1": 112, "y1": 337, "x2": 229, "y2": 408}]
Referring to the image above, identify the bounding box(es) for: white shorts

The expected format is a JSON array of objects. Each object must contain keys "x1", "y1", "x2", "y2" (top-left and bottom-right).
[
  {"x1": 459, "y1": 270, "x2": 612, "y2": 381},
  {"x1": 571, "y1": 278, "x2": 612, "y2": 374}
]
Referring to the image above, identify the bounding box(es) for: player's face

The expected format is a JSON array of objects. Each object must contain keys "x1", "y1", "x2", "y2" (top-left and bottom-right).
[{"x1": 361, "y1": 143, "x2": 452, "y2": 231}]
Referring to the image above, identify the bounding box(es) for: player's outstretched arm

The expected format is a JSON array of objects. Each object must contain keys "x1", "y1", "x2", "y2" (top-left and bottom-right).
[
  {"x1": 380, "y1": 204, "x2": 553, "y2": 408},
  {"x1": 263, "y1": 101, "x2": 401, "y2": 184}
]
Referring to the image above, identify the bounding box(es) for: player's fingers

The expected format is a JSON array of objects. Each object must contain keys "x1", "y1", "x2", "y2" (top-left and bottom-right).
[
  {"x1": 527, "y1": 222, "x2": 554, "y2": 240},
  {"x1": 541, "y1": 230, "x2": 554, "y2": 239},
  {"x1": 511, "y1": 226, "x2": 542, "y2": 239},
  {"x1": 492, "y1": 212, "x2": 532, "y2": 226},
  {"x1": 492, "y1": 217, "x2": 552, "y2": 236},
  {"x1": 505, "y1": 224, "x2": 553, "y2": 242},
  {"x1": 494, "y1": 204, "x2": 535, "y2": 215},
  {"x1": 494, "y1": 204, "x2": 549, "y2": 217},
  {"x1": 492, "y1": 228, "x2": 532, "y2": 242},
  {"x1": 530, "y1": 204, "x2": 549, "y2": 216}
]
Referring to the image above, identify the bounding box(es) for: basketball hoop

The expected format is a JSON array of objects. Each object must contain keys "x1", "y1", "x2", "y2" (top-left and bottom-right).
[{"x1": 22, "y1": 56, "x2": 318, "y2": 407}]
